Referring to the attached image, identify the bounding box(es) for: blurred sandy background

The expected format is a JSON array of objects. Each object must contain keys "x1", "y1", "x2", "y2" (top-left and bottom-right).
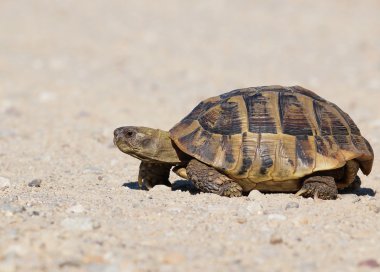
[{"x1": 1, "y1": 1, "x2": 380, "y2": 271}]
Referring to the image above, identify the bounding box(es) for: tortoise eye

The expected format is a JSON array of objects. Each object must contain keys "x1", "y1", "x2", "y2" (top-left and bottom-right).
[{"x1": 126, "y1": 131, "x2": 134, "y2": 137}]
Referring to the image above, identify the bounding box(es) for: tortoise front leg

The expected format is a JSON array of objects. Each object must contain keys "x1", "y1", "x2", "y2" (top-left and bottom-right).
[
  {"x1": 296, "y1": 176, "x2": 338, "y2": 200},
  {"x1": 138, "y1": 162, "x2": 172, "y2": 189},
  {"x1": 186, "y1": 159, "x2": 243, "y2": 197}
]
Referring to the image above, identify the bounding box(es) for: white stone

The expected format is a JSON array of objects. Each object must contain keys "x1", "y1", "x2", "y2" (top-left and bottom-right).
[
  {"x1": 285, "y1": 202, "x2": 300, "y2": 210},
  {"x1": 267, "y1": 214, "x2": 287, "y2": 221},
  {"x1": 60, "y1": 217, "x2": 100, "y2": 231},
  {"x1": 248, "y1": 190, "x2": 264, "y2": 201},
  {"x1": 66, "y1": 204, "x2": 85, "y2": 214},
  {"x1": 167, "y1": 207, "x2": 182, "y2": 213},
  {"x1": 82, "y1": 166, "x2": 103, "y2": 175}
]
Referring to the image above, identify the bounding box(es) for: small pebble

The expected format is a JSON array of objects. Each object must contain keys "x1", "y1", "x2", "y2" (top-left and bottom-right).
[
  {"x1": 0, "y1": 176, "x2": 10, "y2": 190},
  {"x1": 267, "y1": 214, "x2": 287, "y2": 221},
  {"x1": 236, "y1": 217, "x2": 247, "y2": 224},
  {"x1": 59, "y1": 260, "x2": 82, "y2": 268},
  {"x1": 27, "y1": 211, "x2": 40, "y2": 216},
  {"x1": 28, "y1": 179, "x2": 42, "y2": 187},
  {"x1": 60, "y1": 217, "x2": 101, "y2": 231},
  {"x1": 248, "y1": 190, "x2": 264, "y2": 201},
  {"x1": 150, "y1": 185, "x2": 171, "y2": 192},
  {"x1": 66, "y1": 204, "x2": 85, "y2": 214},
  {"x1": 285, "y1": 202, "x2": 299, "y2": 210},
  {"x1": 270, "y1": 233, "x2": 283, "y2": 245},
  {"x1": 358, "y1": 259, "x2": 380, "y2": 268},
  {"x1": 82, "y1": 167, "x2": 103, "y2": 175},
  {"x1": 167, "y1": 207, "x2": 182, "y2": 213},
  {"x1": 293, "y1": 216, "x2": 309, "y2": 226}
]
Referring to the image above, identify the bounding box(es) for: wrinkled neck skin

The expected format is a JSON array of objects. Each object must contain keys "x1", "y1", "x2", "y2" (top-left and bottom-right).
[
  {"x1": 136, "y1": 129, "x2": 186, "y2": 188},
  {"x1": 154, "y1": 130, "x2": 185, "y2": 164}
]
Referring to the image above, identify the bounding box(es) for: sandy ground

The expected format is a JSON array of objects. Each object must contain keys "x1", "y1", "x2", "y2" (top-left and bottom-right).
[{"x1": 1, "y1": 1, "x2": 380, "y2": 271}]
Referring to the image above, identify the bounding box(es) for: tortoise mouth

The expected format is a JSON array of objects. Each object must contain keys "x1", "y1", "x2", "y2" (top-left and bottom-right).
[
  {"x1": 114, "y1": 136, "x2": 154, "y2": 162},
  {"x1": 114, "y1": 135, "x2": 135, "y2": 152}
]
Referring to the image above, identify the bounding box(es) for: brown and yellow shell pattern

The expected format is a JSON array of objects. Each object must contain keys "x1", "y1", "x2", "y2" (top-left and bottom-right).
[{"x1": 169, "y1": 86, "x2": 374, "y2": 192}]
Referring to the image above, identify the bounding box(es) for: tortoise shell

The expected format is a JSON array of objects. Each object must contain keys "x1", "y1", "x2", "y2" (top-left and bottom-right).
[{"x1": 169, "y1": 86, "x2": 374, "y2": 191}]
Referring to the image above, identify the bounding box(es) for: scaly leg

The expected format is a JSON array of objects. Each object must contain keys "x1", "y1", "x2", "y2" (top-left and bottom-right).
[
  {"x1": 296, "y1": 176, "x2": 338, "y2": 200},
  {"x1": 186, "y1": 159, "x2": 242, "y2": 197}
]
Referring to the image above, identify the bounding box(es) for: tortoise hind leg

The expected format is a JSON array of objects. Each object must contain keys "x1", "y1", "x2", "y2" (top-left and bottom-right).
[
  {"x1": 337, "y1": 160, "x2": 360, "y2": 190},
  {"x1": 340, "y1": 176, "x2": 361, "y2": 193},
  {"x1": 296, "y1": 160, "x2": 361, "y2": 200},
  {"x1": 186, "y1": 159, "x2": 243, "y2": 197},
  {"x1": 296, "y1": 176, "x2": 338, "y2": 200}
]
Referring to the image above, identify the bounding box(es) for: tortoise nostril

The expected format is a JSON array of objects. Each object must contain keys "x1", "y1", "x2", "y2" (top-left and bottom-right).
[{"x1": 114, "y1": 127, "x2": 124, "y2": 138}]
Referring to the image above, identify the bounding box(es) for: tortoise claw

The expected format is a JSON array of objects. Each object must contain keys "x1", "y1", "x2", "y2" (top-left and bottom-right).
[{"x1": 295, "y1": 188, "x2": 308, "y2": 197}]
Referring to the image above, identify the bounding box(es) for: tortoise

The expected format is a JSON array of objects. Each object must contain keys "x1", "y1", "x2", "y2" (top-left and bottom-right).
[{"x1": 114, "y1": 86, "x2": 374, "y2": 199}]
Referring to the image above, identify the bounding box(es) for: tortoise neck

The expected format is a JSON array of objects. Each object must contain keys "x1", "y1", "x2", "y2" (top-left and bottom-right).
[{"x1": 153, "y1": 129, "x2": 184, "y2": 164}]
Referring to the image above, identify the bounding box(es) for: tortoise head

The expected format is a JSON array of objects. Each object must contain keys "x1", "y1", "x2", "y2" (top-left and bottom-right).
[{"x1": 113, "y1": 126, "x2": 183, "y2": 164}]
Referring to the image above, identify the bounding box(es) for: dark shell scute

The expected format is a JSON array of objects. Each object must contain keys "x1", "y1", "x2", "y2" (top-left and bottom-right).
[
  {"x1": 313, "y1": 101, "x2": 349, "y2": 136},
  {"x1": 183, "y1": 100, "x2": 219, "y2": 121},
  {"x1": 337, "y1": 108, "x2": 361, "y2": 135},
  {"x1": 260, "y1": 152, "x2": 274, "y2": 175},
  {"x1": 221, "y1": 135, "x2": 236, "y2": 164},
  {"x1": 258, "y1": 142, "x2": 274, "y2": 175},
  {"x1": 315, "y1": 136, "x2": 331, "y2": 156},
  {"x1": 198, "y1": 100, "x2": 242, "y2": 135},
  {"x1": 279, "y1": 92, "x2": 314, "y2": 136},
  {"x1": 177, "y1": 127, "x2": 201, "y2": 154},
  {"x1": 296, "y1": 136, "x2": 314, "y2": 166},
  {"x1": 245, "y1": 93, "x2": 277, "y2": 134},
  {"x1": 198, "y1": 130, "x2": 218, "y2": 162},
  {"x1": 237, "y1": 132, "x2": 253, "y2": 175}
]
